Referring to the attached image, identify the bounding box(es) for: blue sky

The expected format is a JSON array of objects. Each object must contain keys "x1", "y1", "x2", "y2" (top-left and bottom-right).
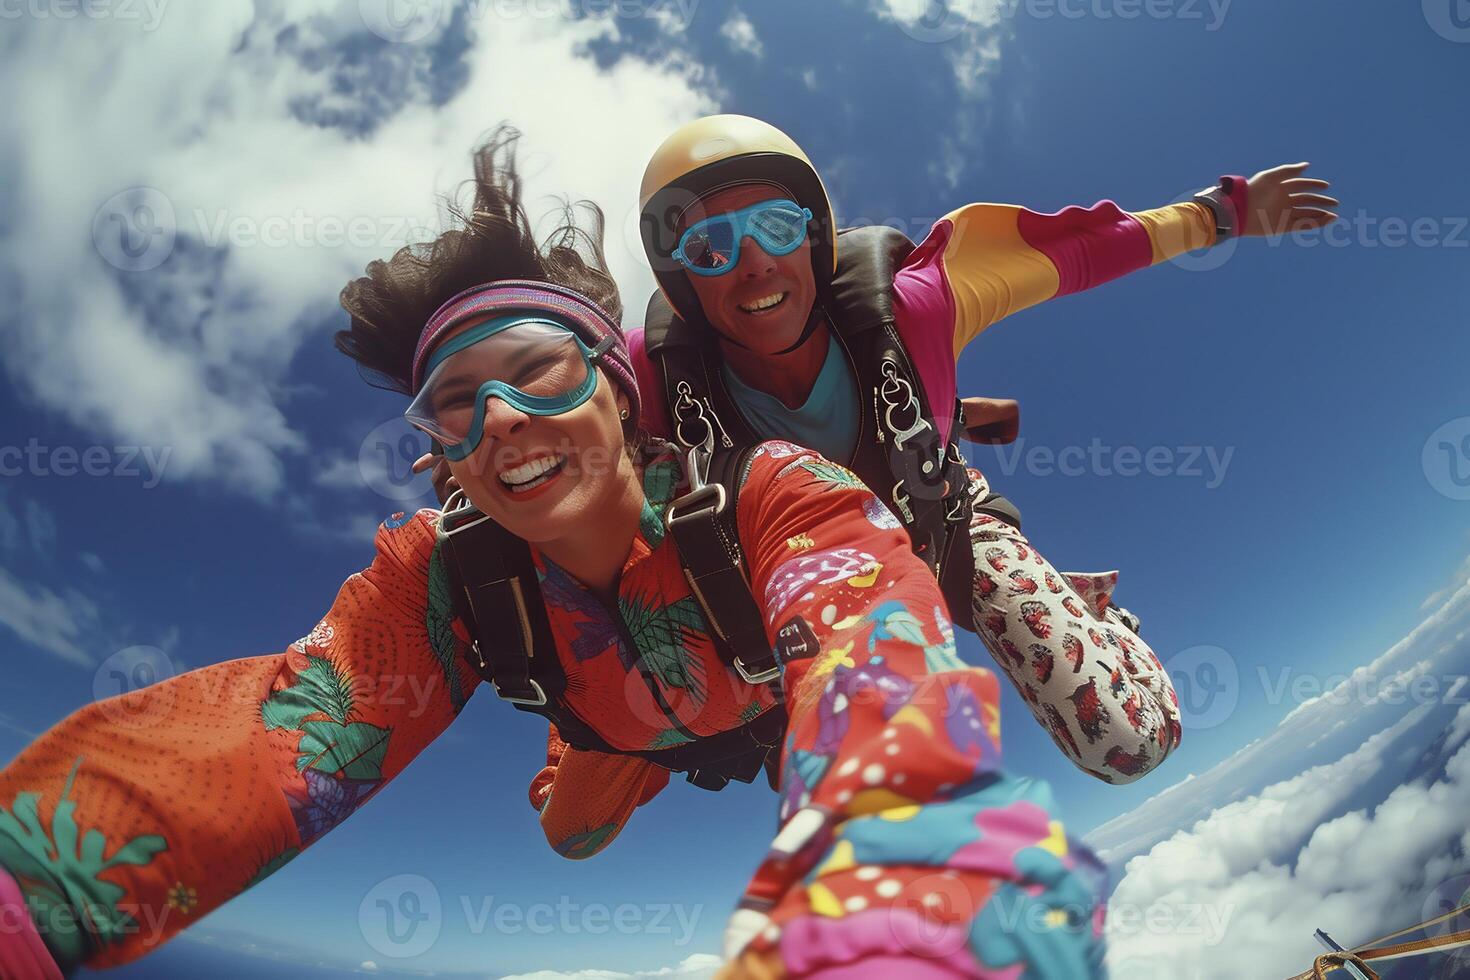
[{"x1": 2, "y1": 1, "x2": 1468, "y2": 976}]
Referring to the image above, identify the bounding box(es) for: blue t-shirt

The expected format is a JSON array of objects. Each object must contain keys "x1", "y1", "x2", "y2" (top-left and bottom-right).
[{"x1": 722, "y1": 335, "x2": 860, "y2": 464}]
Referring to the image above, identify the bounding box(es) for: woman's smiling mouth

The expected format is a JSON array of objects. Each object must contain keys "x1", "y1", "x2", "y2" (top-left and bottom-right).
[{"x1": 497, "y1": 453, "x2": 568, "y2": 495}]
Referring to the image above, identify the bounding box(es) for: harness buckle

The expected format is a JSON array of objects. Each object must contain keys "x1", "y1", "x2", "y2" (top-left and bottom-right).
[
  {"x1": 666, "y1": 483, "x2": 727, "y2": 529},
  {"x1": 440, "y1": 488, "x2": 492, "y2": 538},
  {"x1": 734, "y1": 656, "x2": 782, "y2": 685},
  {"x1": 667, "y1": 432, "x2": 727, "y2": 529},
  {"x1": 494, "y1": 677, "x2": 548, "y2": 707}
]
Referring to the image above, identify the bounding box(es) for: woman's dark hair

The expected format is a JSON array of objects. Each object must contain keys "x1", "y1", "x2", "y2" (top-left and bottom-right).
[{"x1": 336, "y1": 125, "x2": 622, "y2": 395}]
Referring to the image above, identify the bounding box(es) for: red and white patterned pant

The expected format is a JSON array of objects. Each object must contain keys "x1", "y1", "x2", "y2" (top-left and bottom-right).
[{"x1": 966, "y1": 469, "x2": 1182, "y2": 783}]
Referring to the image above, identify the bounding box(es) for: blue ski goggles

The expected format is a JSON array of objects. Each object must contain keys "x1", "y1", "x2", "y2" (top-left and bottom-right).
[
  {"x1": 672, "y1": 198, "x2": 814, "y2": 277},
  {"x1": 404, "y1": 315, "x2": 613, "y2": 461}
]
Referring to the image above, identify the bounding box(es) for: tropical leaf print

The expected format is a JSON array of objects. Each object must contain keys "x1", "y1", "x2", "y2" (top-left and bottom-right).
[
  {"x1": 425, "y1": 544, "x2": 467, "y2": 712},
  {"x1": 645, "y1": 728, "x2": 696, "y2": 750},
  {"x1": 261, "y1": 655, "x2": 353, "y2": 730},
  {"x1": 738, "y1": 701, "x2": 768, "y2": 725},
  {"x1": 619, "y1": 592, "x2": 709, "y2": 702},
  {"x1": 798, "y1": 459, "x2": 868, "y2": 492},
  {"x1": 538, "y1": 560, "x2": 621, "y2": 663},
  {"x1": 639, "y1": 457, "x2": 682, "y2": 548},
  {"x1": 288, "y1": 770, "x2": 380, "y2": 845},
  {"x1": 294, "y1": 720, "x2": 390, "y2": 779},
  {"x1": 0, "y1": 757, "x2": 167, "y2": 960},
  {"x1": 554, "y1": 822, "x2": 618, "y2": 860}
]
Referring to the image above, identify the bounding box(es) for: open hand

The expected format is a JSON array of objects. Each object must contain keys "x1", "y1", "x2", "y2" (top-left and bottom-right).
[{"x1": 1242, "y1": 162, "x2": 1339, "y2": 237}]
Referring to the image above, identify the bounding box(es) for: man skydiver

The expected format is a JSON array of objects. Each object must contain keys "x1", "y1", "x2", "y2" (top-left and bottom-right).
[{"x1": 627, "y1": 114, "x2": 1337, "y2": 785}]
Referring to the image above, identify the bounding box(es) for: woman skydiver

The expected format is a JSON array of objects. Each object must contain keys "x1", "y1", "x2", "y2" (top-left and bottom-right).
[
  {"x1": 628, "y1": 114, "x2": 1340, "y2": 786},
  {"x1": 0, "y1": 131, "x2": 1107, "y2": 979}
]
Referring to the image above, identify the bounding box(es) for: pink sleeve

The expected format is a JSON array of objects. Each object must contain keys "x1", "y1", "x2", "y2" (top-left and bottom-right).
[
  {"x1": 627, "y1": 327, "x2": 672, "y2": 441},
  {"x1": 0, "y1": 865, "x2": 63, "y2": 980}
]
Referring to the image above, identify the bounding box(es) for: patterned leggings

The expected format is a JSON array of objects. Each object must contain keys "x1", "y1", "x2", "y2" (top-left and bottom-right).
[{"x1": 966, "y1": 470, "x2": 1182, "y2": 784}]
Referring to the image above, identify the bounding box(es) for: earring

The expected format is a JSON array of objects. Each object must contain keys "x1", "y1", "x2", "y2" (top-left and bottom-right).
[{"x1": 619, "y1": 409, "x2": 630, "y2": 420}]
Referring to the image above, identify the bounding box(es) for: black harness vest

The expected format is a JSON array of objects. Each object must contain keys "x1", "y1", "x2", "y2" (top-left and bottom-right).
[
  {"x1": 644, "y1": 226, "x2": 979, "y2": 633},
  {"x1": 439, "y1": 442, "x2": 787, "y2": 793}
]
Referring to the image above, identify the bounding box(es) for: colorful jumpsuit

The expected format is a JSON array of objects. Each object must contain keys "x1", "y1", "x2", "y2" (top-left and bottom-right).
[
  {"x1": 0, "y1": 442, "x2": 1104, "y2": 977},
  {"x1": 630, "y1": 192, "x2": 1247, "y2": 784}
]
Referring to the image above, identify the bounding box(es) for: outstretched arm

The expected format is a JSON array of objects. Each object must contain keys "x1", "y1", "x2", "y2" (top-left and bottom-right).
[
  {"x1": 720, "y1": 443, "x2": 1104, "y2": 977},
  {"x1": 0, "y1": 511, "x2": 481, "y2": 971},
  {"x1": 896, "y1": 163, "x2": 1337, "y2": 356}
]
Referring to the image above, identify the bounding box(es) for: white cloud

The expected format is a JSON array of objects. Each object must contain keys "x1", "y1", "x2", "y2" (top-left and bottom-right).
[
  {"x1": 498, "y1": 952, "x2": 721, "y2": 980},
  {"x1": 875, "y1": 0, "x2": 1008, "y2": 30},
  {"x1": 1090, "y1": 574, "x2": 1470, "y2": 866},
  {"x1": 720, "y1": 9, "x2": 762, "y2": 58},
  {"x1": 0, "y1": 566, "x2": 103, "y2": 667},
  {"x1": 0, "y1": 2, "x2": 712, "y2": 499},
  {"x1": 1093, "y1": 562, "x2": 1470, "y2": 978},
  {"x1": 865, "y1": 1, "x2": 1010, "y2": 189},
  {"x1": 1106, "y1": 717, "x2": 1470, "y2": 978},
  {"x1": 0, "y1": 712, "x2": 41, "y2": 741}
]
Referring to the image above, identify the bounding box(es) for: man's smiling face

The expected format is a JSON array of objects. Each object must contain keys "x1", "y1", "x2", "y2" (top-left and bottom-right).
[{"x1": 678, "y1": 182, "x2": 817, "y2": 353}]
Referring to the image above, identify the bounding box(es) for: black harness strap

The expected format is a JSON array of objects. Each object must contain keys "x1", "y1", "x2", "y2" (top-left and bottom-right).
[
  {"x1": 437, "y1": 457, "x2": 788, "y2": 790},
  {"x1": 664, "y1": 441, "x2": 781, "y2": 688},
  {"x1": 438, "y1": 493, "x2": 612, "y2": 754},
  {"x1": 644, "y1": 225, "x2": 980, "y2": 634}
]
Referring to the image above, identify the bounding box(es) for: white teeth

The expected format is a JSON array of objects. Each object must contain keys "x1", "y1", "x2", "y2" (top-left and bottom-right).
[
  {"x1": 498, "y1": 455, "x2": 563, "y2": 488},
  {"x1": 739, "y1": 292, "x2": 787, "y2": 313}
]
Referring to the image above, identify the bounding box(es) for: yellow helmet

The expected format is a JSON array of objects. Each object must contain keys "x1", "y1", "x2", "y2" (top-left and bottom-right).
[{"x1": 638, "y1": 114, "x2": 837, "y2": 324}]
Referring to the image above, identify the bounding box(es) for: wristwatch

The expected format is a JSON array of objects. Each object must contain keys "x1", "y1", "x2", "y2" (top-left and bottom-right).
[{"x1": 1193, "y1": 183, "x2": 1237, "y2": 241}]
